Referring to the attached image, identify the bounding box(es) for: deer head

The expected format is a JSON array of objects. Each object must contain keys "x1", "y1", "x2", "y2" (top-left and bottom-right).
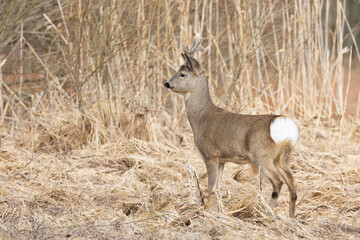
[{"x1": 164, "y1": 37, "x2": 206, "y2": 95}]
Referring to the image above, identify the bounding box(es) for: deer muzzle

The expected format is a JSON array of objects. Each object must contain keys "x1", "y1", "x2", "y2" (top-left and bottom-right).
[{"x1": 164, "y1": 82, "x2": 171, "y2": 89}]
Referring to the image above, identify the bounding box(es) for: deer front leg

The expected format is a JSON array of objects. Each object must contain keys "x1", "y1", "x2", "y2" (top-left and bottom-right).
[
  {"x1": 216, "y1": 162, "x2": 225, "y2": 211},
  {"x1": 216, "y1": 162, "x2": 225, "y2": 190},
  {"x1": 203, "y1": 159, "x2": 220, "y2": 212}
]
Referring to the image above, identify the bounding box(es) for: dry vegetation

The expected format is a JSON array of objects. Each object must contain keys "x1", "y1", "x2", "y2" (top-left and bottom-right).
[{"x1": 0, "y1": 0, "x2": 360, "y2": 239}]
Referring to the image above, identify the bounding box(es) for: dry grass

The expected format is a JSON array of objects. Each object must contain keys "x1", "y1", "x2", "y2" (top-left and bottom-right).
[
  {"x1": 0, "y1": 118, "x2": 359, "y2": 239},
  {"x1": 0, "y1": 0, "x2": 360, "y2": 239}
]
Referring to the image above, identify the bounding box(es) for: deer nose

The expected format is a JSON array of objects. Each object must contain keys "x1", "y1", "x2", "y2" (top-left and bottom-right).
[{"x1": 164, "y1": 82, "x2": 170, "y2": 88}]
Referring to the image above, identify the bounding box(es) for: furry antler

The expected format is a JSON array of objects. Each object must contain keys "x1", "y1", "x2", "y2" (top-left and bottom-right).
[{"x1": 183, "y1": 36, "x2": 206, "y2": 57}]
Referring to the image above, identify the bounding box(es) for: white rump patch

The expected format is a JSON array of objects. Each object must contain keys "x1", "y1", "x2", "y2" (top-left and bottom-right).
[{"x1": 270, "y1": 117, "x2": 299, "y2": 145}]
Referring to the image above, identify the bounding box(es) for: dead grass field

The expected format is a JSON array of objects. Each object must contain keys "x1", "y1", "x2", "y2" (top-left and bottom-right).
[
  {"x1": 0, "y1": 116, "x2": 360, "y2": 239},
  {"x1": 0, "y1": 0, "x2": 360, "y2": 239}
]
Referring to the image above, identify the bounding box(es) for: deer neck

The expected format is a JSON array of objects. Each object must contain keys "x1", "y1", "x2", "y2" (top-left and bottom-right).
[{"x1": 184, "y1": 76, "x2": 214, "y2": 128}]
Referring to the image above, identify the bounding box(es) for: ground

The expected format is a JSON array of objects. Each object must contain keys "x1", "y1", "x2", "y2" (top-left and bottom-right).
[{"x1": 0, "y1": 120, "x2": 359, "y2": 239}]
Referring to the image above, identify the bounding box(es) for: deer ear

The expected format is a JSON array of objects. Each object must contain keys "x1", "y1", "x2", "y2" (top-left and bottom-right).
[
  {"x1": 186, "y1": 54, "x2": 202, "y2": 76},
  {"x1": 181, "y1": 53, "x2": 201, "y2": 76},
  {"x1": 183, "y1": 53, "x2": 193, "y2": 70},
  {"x1": 181, "y1": 53, "x2": 187, "y2": 63}
]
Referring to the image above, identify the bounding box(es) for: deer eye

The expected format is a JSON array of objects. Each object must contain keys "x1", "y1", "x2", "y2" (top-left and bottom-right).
[{"x1": 180, "y1": 73, "x2": 185, "y2": 78}]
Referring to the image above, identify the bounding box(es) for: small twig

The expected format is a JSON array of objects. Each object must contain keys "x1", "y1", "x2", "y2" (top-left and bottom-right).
[
  {"x1": 16, "y1": 172, "x2": 38, "y2": 181},
  {"x1": 258, "y1": 166, "x2": 262, "y2": 192},
  {"x1": 90, "y1": 214, "x2": 167, "y2": 229},
  {"x1": 194, "y1": 170, "x2": 204, "y2": 206},
  {"x1": 1, "y1": 153, "x2": 40, "y2": 186}
]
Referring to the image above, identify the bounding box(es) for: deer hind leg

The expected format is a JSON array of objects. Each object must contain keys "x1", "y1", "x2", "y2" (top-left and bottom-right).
[
  {"x1": 203, "y1": 159, "x2": 221, "y2": 212},
  {"x1": 269, "y1": 177, "x2": 283, "y2": 209},
  {"x1": 260, "y1": 165, "x2": 283, "y2": 209},
  {"x1": 273, "y1": 146, "x2": 297, "y2": 218}
]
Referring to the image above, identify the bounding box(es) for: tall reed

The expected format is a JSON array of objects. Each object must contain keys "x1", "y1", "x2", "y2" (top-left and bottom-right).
[{"x1": 1, "y1": 0, "x2": 359, "y2": 147}]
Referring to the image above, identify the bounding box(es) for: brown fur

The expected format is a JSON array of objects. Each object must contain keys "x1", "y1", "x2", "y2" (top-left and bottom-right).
[{"x1": 164, "y1": 51, "x2": 297, "y2": 218}]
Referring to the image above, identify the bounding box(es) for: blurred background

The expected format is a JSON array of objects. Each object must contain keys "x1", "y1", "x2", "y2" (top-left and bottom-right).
[{"x1": 0, "y1": 0, "x2": 359, "y2": 148}]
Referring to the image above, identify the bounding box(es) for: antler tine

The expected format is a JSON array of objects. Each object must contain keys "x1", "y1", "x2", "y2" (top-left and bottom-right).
[
  {"x1": 190, "y1": 37, "x2": 205, "y2": 54},
  {"x1": 183, "y1": 44, "x2": 191, "y2": 55},
  {"x1": 183, "y1": 36, "x2": 205, "y2": 56}
]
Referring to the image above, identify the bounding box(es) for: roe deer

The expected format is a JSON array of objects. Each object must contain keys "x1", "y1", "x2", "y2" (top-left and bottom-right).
[{"x1": 164, "y1": 38, "x2": 299, "y2": 218}]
